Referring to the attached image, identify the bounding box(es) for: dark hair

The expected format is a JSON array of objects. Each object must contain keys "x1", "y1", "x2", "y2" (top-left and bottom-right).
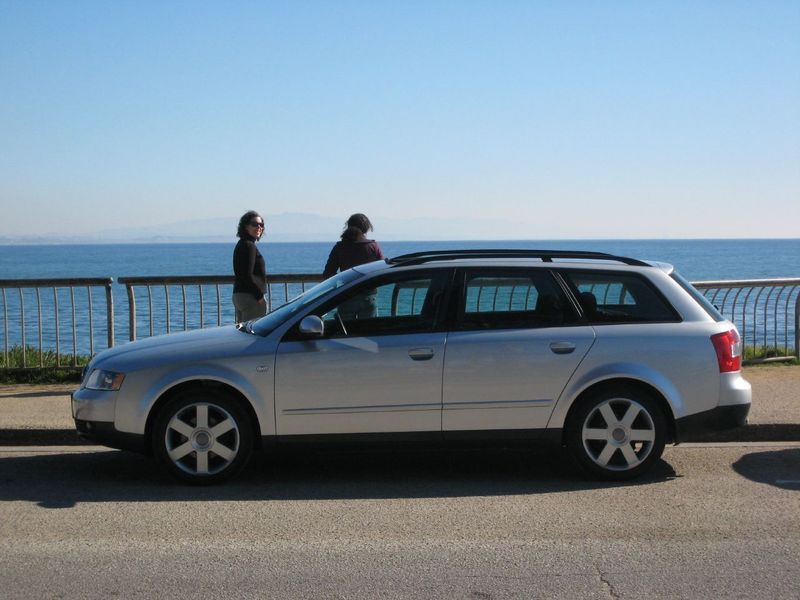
[
  {"x1": 237, "y1": 210, "x2": 264, "y2": 240},
  {"x1": 340, "y1": 213, "x2": 373, "y2": 242}
]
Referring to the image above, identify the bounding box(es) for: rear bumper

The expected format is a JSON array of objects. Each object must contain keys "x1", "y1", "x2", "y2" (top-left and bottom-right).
[
  {"x1": 719, "y1": 371, "x2": 752, "y2": 406},
  {"x1": 674, "y1": 404, "x2": 750, "y2": 443}
]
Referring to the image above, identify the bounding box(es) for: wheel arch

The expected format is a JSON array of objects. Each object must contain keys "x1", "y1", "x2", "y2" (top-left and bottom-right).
[{"x1": 144, "y1": 379, "x2": 263, "y2": 454}]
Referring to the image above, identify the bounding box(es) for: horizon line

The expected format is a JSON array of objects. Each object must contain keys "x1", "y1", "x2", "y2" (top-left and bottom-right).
[{"x1": 1, "y1": 236, "x2": 800, "y2": 247}]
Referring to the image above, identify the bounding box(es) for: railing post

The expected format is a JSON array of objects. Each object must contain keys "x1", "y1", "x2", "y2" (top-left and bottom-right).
[
  {"x1": 106, "y1": 279, "x2": 115, "y2": 348},
  {"x1": 70, "y1": 287, "x2": 76, "y2": 366},
  {"x1": 795, "y1": 294, "x2": 799, "y2": 360},
  {"x1": 19, "y1": 288, "x2": 26, "y2": 367},
  {"x1": 54, "y1": 288, "x2": 60, "y2": 367},
  {"x1": 2, "y1": 289, "x2": 7, "y2": 368},
  {"x1": 36, "y1": 288, "x2": 42, "y2": 367},
  {"x1": 126, "y1": 283, "x2": 137, "y2": 341}
]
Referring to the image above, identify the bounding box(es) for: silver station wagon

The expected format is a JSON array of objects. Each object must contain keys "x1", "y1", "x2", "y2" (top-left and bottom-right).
[{"x1": 72, "y1": 250, "x2": 751, "y2": 484}]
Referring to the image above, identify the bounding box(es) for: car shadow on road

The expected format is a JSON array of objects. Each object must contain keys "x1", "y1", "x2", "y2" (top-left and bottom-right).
[
  {"x1": 732, "y1": 447, "x2": 800, "y2": 490},
  {"x1": 0, "y1": 445, "x2": 678, "y2": 509}
]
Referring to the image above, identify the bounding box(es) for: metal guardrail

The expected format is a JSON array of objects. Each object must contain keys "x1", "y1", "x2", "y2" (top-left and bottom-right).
[
  {"x1": 1, "y1": 275, "x2": 798, "y2": 369},
  {"x1": 694, "y1": 278, "x2": 800, "y2": 363},
  {"x1": 0, "y1": 278, "x2": 114, "y2": 369},
  {"x1": 118, "y1": 274, "x2": 322, "y2": 341}
]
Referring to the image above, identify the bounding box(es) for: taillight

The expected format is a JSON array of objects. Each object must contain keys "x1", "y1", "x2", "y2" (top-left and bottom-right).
[{"x1": 711, "y1": 329, "x2": 742, "y2": 373}]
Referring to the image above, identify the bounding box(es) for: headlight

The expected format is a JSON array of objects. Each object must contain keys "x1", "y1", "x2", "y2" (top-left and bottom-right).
[{"x1": 83, "y1": 369, "x2": 126, "y2": 391}]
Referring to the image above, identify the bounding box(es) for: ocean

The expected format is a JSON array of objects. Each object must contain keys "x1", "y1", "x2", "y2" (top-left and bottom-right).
[
  {"x1": 1, "y1": 239, "x2": 799, "y2": 357},
  {"x1": 2, "y1": 238, "x2": 800, "y2": 281}
]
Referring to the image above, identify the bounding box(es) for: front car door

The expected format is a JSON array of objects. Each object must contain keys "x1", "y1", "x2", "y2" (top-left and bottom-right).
[
  {"x1": 275, "y1": 269, "x2": 452, "y2": 436},
  {"x1": 442, "y1": 268, "x2": 595, "y2": 435}
]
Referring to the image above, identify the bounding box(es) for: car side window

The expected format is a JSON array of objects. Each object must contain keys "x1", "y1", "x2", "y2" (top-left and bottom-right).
[
  {"x1": 456, "y1": 269, "x2": 576, "y2": 330},
  {"x1": 562, "y1": 270, "x2": 680, "y2": 324},
  {"x1": 317, "y1": 271, "x2": 450, "y2": 337}
]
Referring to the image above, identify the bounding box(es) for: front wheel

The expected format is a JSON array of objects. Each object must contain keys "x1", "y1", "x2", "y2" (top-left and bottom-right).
[
  {"x1": 566, "y1": 387, "x2": 667, "y2": 480},
  {"x1": 153, "y1": 389, "x2": 253, "y2": 485}
]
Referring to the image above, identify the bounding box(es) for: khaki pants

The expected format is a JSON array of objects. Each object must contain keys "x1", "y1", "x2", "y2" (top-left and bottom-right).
[{"x1": 233, "y1": 293, "x2": 267, "y2": 322}]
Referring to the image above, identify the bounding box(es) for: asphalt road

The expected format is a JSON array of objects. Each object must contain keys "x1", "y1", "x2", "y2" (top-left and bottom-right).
[{"x1": 1, "y1": 442, "x2": 798, "y2": 598}]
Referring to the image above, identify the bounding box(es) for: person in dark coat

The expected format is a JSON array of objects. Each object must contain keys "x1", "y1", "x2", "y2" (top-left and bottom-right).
[
  {"x1": 323, "y1": 213, "x2": 385, "y2": 279},
  {"x1": 232, "y1": 210, "x2": 267, "y2": 322},
  {"x1": 323, "y1": 214, "x2": 385, "y2": 320}
]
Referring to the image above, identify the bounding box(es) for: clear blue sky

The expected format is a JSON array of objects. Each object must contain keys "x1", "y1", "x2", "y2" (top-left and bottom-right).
[{"x1": 1, "y1": 1, "x2": 798, "y2": 239}]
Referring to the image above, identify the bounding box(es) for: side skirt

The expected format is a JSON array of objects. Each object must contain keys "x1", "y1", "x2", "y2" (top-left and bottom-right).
[{"x1": 262, "y1": 428, "x2": 563, "y2": 452}]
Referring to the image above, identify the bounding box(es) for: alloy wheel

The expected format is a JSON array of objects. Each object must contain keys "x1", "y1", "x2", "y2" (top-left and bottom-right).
[
  {"x1": 164, "y1": 402, "x2": 241, "y2": 476},
  {"x1": 581, "y1": 397, "x2": 656, "y2": 471}
]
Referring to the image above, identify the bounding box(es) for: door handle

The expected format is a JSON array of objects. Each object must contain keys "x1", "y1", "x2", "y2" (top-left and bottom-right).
[
  {"x1": 549, "y1": 342, "x2": 576, "y2": 355},
  {"x1": 408, "y1": 348, "x2": 435, "y2": 361}
]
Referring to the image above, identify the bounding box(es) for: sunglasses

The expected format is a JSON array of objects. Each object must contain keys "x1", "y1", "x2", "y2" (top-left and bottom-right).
[{"x1": 248, "y1": 221, "x2": 265, "y2": 228}]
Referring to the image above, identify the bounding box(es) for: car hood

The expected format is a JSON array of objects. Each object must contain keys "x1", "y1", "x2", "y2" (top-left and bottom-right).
[{"x1": 89, "y1": 325, "x2": 266, "y2": 373}]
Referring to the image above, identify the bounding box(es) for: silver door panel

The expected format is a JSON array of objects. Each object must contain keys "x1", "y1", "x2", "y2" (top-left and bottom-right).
[
  {"x1": 442, "y1": 327, "x2": 595, "y2": 431},
  {"x1": 275, "y1": 332, "x2": 446, "y2": 435}
]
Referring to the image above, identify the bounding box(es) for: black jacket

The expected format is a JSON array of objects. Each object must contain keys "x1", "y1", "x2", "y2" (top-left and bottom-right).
[{"x1": 232, "y1": 237, "x2": 266, "y2": 300}]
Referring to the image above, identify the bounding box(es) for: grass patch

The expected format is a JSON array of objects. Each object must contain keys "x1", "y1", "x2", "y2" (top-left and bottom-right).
[
  {"x1": 0, "y1": 346, "x2": 88, "y2": 384},
  {"x1": 0, "y1": 345, "x2": 90, "y2": 369},
  {"x1": 743, "y1": 345, "x2": 798, "y2": 364},
  {"x1": 744, "y1": 357, "x2": 800, "y2": 367}
]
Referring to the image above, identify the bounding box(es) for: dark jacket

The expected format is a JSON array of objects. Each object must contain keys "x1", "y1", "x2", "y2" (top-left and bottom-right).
[
  {"x1": 233, "y1": 237, "x2": 266, "y2": 300},
  {"x1": 323, "y1": 240, "x2": 384, "y2": 278}
]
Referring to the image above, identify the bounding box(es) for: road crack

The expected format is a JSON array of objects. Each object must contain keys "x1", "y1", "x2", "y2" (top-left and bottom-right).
[{"x1": 595, "y1": 564, "x2": 620, "y2": 599}]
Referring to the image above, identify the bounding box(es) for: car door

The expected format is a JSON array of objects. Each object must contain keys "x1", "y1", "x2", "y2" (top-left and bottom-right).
[
  {"x1": 275, "y1": 269, "x2": 452, "y2": 436},
  {"x1": 442, "y1": 268, "x2": 595, "y2": 434}
]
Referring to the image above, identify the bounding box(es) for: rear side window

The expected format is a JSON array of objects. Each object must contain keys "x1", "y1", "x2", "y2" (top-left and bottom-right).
[
  {"x1": 457, "y1": 269, "x2": 577, "y2": 330},
  {"x1": 562, "y1": 271, "x2": 679, "y2": 324},
  {"x1": 670, "y1": 271, "x2": 725, "y2": 322}
]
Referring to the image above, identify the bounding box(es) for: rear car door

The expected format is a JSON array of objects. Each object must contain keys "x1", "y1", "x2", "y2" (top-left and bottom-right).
[{"x1": 442, "y1": 268, "x2": 595, "y2": 434}]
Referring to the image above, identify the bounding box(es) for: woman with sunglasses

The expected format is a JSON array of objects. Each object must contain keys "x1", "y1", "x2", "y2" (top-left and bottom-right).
[{"x1": 232, "y1": 210, "x2": 267, "y2": 322}]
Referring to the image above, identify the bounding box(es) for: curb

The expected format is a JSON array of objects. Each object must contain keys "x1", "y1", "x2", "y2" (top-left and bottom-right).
[{"x1": 1, "y1": 424, "x2": 800, "y2": 447}]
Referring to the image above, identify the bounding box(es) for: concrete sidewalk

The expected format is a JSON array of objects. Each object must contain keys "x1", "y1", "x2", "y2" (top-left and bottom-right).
[{"x1": 0, "y1": 366, "x2": 798, "y2": 445}]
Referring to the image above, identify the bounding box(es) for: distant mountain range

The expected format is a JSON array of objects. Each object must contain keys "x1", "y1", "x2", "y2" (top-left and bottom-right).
[{"x1": 0, "y1": 212, "x2": 554, "y2": 244}]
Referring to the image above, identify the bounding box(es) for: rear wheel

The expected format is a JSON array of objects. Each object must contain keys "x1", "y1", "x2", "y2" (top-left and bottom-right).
[
  {"x1": 153, "y1": 388, "x2": 253, "y2": 484},
  {"x1": 566, "y1": 387, "x2": 666, "y2": 480}
]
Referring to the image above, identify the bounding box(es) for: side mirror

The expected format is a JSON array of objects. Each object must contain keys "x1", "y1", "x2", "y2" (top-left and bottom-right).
[{"x1": 298, "y1": 315, "x2": 324, "y2": 337}]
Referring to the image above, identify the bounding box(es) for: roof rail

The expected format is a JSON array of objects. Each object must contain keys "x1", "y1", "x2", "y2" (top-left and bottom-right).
[{"x1": 387, "y1": 249, "x2": 650, "y2": 267}]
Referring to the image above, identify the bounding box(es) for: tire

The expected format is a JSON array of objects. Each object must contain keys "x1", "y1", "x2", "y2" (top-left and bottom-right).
[
  {"x1": 565, "y1": 386, "x2": 667, "y2": 480},
  {"x1": 152, "y1": 388, "x2": 253, "y2": 485}
]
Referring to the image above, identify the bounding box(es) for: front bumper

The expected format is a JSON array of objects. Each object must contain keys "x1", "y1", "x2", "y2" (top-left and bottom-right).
[
  {"x1": 674, "y1": 403, "x2": 750, "y2": 443},
  {"x1": 71, "y1": 388, "x2": 117, "y2": 422},
  {"x1": 74, "y1": 419, "x2": 146, "y2": 453},
  {"x1": 72, "y1": 388, "x2": 146, "y2": 453}
]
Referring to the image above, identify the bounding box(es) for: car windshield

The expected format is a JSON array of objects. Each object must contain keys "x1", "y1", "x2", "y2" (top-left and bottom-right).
[{"x1": 248, "y1": 269, "x2": 364, "y2": 336}]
